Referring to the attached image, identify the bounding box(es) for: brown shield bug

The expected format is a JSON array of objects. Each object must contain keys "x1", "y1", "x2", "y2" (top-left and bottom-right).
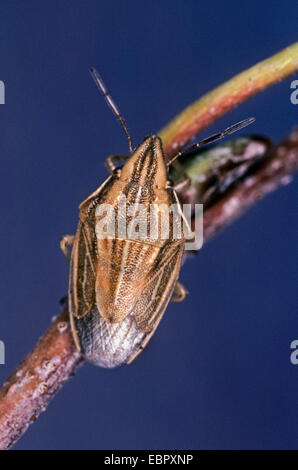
[{"x1": 61, "y1": 69, "x2": 254, "y2": 367}]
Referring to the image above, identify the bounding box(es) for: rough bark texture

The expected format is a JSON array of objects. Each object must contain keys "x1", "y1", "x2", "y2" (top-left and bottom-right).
[
  {"x1": 0, "y1": 310, "x2": 83, "y2": 449},
  {"x1": 202, "y1": 131, "x2": 298, "y2": 240}
]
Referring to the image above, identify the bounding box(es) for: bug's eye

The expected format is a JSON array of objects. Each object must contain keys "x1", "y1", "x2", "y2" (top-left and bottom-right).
[
  {"x1": 113, "y1": 167, "x2": 122, "y2": 177},
  {"x1": 166, "y1": 178, "x2": 174, "y2": 188}
]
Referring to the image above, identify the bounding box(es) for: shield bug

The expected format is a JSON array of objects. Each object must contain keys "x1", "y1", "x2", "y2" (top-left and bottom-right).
[{"x1": 61, "y1": 69, "x2": 254, "y2": 368}]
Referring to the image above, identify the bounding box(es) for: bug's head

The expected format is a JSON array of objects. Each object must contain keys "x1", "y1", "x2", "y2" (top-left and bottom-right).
[{"x1": 119, "y1": 136, "x2": 167, "y2": 189}]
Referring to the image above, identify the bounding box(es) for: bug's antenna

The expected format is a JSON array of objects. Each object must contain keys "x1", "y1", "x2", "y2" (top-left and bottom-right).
[
  {"x1": 90, "y1": 68, "x2": 133, "y2": 153},
  {"x1": 167, "y1": 117, "x2": 255, "y2": 166}
]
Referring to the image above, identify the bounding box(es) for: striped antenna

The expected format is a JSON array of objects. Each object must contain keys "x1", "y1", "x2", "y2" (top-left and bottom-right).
[
  {"x1": 167, "y1": 117, "x2": 255, "y2": 166},
  {"x1": 90, "y1": 68, "x2": 133, "y2": 153}
]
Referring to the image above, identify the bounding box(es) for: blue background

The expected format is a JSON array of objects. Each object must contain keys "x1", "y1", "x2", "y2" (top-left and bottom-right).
[{"x1": 0, "y1": 0, "x2": 297, "y2": 450}]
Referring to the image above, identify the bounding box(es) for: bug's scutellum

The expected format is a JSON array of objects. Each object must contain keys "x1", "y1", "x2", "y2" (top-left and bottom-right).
[{"x1": 61, "y1": 69, "x2": 254, "y2": 368}]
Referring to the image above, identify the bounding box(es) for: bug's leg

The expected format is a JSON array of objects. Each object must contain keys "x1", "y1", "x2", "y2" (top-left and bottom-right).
[
  {"x1": 172, "y1": 189, "x2": 196, "y2": 241},
  {"x1": 171, "y1": 280, "x2": 188, "y2": 302},
  {"x1": 60, "y1": 234, "x2": 75, "y2": 262},
  {"x1": 105, "y1": 155, "x2": 129, "y2": 173},
  {"x1": 168, "y1": 160, "x2": 191, "y2": 194},
  {"x1": 173, "y1": 176, "x2": 191, "y2": 193}
]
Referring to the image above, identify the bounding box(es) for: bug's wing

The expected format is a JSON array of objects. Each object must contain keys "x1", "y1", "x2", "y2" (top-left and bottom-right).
[
  {"x1": 95, "y1": 238, "x2": 162, "y2": 324},
  {"x1": 69, "y1": 221, "x2": 96, "y2": 318},
  {"x1": 133, "y1": 241, "x2": 184, "y2": 332}
]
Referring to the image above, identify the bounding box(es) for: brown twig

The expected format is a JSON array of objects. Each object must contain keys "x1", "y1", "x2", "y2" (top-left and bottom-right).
[
  {"x1": 202, "y1": 130, "x2": 298, "y2": 240},
  {"x1": 0, "y1": 131, "x2": 297, "y2": 449},
  {"x1": 0, "y1": 310, "x2": 83, "y2": 450}
]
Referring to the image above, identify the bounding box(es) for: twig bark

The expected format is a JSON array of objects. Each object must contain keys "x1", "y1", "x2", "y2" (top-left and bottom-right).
[
  {"x1": 0, "y1": 310, "x2": 83, "y2": 450},
  {"x1": 0, "y1": 42, "x2": 298, "y2": 450},
  {"x1": 202, "y1": 131, "x2": 298, "y2": 240}
]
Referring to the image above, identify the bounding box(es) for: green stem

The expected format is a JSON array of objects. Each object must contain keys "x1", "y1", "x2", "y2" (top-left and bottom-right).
[{"x1": 160, "y1": 42, "x2": 298, "y2": 158}]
